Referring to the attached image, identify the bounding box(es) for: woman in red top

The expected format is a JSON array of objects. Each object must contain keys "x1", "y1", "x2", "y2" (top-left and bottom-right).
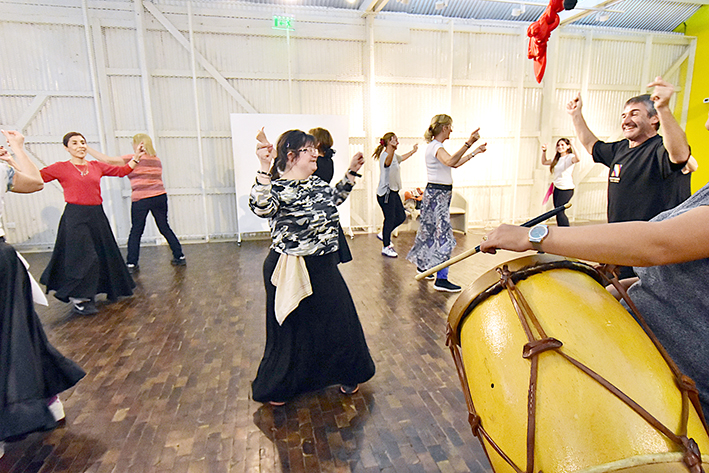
[
  {"x1": 87, "y1": 133, "x2": 185, "y2": 273},
  {"x1": 39, "y1": 132, "x2": 139, "y2": 315}
]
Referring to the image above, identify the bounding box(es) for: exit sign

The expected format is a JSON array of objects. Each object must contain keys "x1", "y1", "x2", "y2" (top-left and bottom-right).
[{"x1": 273, "y1": 16, "x2": 294, "y2": 31}]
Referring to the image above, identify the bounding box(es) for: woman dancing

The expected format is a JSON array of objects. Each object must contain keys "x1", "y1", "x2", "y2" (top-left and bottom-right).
[
  {"x1": 407, "y1": 114, "x2": 487, "y2": 292},
  {"x1": 373, "y1": 132, "x2": 417, "y2": 258},
  {"x1": 40, "y1": 132, "x2": 138, "y2": 315},
  {"x1": 541, "y1": 138, "x2": 579, "y2": 226},
  {"x1": 0, "y1": 130, "x2": 85, "y2": 458},
  {"x1": 87, "y1": 134, "x2": 185, "y2": 273},
  {"x1": 249, "y1": 129, "x2": 375, "y2": 404},
  {"x1": 309, "y1": 127, "x2": 352, "y2": 263}
]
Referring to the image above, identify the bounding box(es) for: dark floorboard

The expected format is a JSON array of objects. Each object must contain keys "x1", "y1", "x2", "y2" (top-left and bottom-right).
[{"x1": 1, "y1": 230, "x2": 523, "y2": 473}]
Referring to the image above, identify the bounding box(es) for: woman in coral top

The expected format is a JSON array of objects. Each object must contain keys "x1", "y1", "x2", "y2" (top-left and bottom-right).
[
  {"x1": 87, "y1": 133, "x2": 185, "y2": 273},
  {"x1": 39, "y1": 132, "x2": 139, "y2": 315}
]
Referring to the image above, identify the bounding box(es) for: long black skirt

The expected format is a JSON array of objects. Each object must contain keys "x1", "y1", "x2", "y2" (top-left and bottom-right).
[
  {"x1": 0, "y1": 240, "x2": 86, "y2": 441},
  {"x1": 40, "y1": 204, "x2": 135, "y2": 302},
  {"x1": 252, "y1": 250, "x2": 375, "y2": 403}
]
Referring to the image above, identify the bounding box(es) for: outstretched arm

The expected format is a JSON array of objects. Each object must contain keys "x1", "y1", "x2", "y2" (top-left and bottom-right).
[
  {"x1": 400, "y1": 143, "x2": 418, "y2": 162},
  {"x1": 566, "y1": 93, "x2": 599, "y2": 155},
  {"x1": 86, "y1": 145, "x2": 126, "y2": 166},
  {"x1": 480, "y1": 206, "x2": 709, "y2": 267},
  {"x1": 1, "y1": 130, "x2": 43, "y2": 193},
  {"x1": 648, "y1": 77, "x2": 690, "y2": 165},
  {"x1": 436, "y1": 128, "x2": 483, "y2": 167}
]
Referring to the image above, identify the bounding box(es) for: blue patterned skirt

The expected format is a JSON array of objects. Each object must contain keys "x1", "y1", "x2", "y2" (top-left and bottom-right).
[{"x1": 406, "y1": 184, "x2": 456, "y2": 270}]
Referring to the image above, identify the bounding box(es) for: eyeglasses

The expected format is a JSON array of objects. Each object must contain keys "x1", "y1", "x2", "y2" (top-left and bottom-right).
[{"x1": 298, "y1": 147, "x2": 318, "y2": 155}]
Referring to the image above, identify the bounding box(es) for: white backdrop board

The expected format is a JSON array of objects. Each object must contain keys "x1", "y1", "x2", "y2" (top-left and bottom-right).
[{"x1": 231, "y1": 114, "x2": 350, "y2": 241}]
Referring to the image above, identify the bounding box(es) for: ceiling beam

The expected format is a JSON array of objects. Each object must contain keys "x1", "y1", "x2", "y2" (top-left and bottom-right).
[{"x1": 559, "y1": 0, "x2": 620, "y2": 26}]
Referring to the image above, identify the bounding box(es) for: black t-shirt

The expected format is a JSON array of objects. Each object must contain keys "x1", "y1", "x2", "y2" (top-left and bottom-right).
[{"x1": 592, "y1": 135, "x2": 689, "y2": 223}]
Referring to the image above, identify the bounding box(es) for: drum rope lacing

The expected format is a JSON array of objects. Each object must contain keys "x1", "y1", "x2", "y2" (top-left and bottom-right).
[{"x1": 445, "y1": 262, "x2": 706, "y2": 473}]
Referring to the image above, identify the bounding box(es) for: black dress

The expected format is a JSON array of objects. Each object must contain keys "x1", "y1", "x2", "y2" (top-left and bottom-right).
[
  {"x1": 40, "y1": 204, "x2": 135, "y2": 302},
  {"x1": 0, "y1": 239, "x2": 86, "y2": 441},
  {"x1": 251, "y1": 250, "x2": 375, "y2": 403}
]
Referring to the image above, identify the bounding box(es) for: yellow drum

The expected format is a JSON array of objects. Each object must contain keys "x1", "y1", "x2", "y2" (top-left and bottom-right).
[{"x1": 447, "y1": 255, "x2": 709, "y2": 473}]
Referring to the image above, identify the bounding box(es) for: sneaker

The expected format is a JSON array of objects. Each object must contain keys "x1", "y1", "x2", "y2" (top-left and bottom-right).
[
  {"x1": 126, "y1": 263, "x2": 139, "y2": 274},
  {"x1": 71, "y1": 299, "x2": 98, "y2": 315},
  {"x1": 381, "y1": 245, "x2": 398, "y2": 258},
  {"x1": 47, "y1": 396, "x2": 65, "y2": 422},
  {"x1": 417, "y1": 267, "x2": 435, "y2": 280},
  {"x1": 340, "y1": 384, "x2": 359, "y2": 395},
  {"x1": 376, "y1": 232, "x2": 383, "y2": 241},
  {"x1": 171, "y1": 256, "x2": 186, "y2": 266},
  {"x1": 434, "y1": 278, "x2": 462, "y2": 293}
]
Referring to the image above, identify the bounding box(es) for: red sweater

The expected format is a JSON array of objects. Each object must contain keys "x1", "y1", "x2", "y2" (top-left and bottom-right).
[
  {"x1": 40, "y1": 160, "x2": 133, "y2": 205},
  {"x1": 121, "y1": 154, "x2": 167, "y2": 202}
]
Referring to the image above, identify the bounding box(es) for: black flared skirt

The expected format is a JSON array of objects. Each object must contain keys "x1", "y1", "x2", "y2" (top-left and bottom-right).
[
  {"x1": 252, "y1": 250, "x2": 375, "y2": 403},
  {"x1": 0, "y1": 240, "x2": 86, "y2": 441},
  {"x1": 40, "y1": 204, "x2": 135, "y2": 302}
]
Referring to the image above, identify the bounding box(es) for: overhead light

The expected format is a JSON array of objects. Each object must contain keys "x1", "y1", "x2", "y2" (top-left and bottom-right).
[
  {"x1": 435, "y1": 0, "x2": 447, "y2": 10},
  {"x1": 396, "y1": 0, "x2": 410, "y2": 4},
  {"x1": 511, "y1": 4, "x2": 525, "y2": 17},
  {"x1": 595, "y1": 11, "x2": 610, "y2": 22}
]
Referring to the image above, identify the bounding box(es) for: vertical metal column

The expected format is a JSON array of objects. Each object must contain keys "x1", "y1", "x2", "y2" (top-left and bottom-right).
[
  {"x1": 364, "y1": 14, "x2": 376, "y2": 231},
  {"x1": 134, "y1": 0, "x2": 157, "y2": 140},
  {"x1": 188, "y1": 1, "x2": 210, "y2": 242}
]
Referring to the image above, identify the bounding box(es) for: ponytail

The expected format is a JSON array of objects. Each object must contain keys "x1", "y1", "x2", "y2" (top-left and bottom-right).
[
  {"x1": 424, "y1": 114, "x2": 452, "y2": 143},
  {"x1": 372, "y1": 132, "x2": 396, "y2": 160}
]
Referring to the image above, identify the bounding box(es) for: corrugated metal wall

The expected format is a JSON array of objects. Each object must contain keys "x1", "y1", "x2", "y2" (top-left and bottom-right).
[{"x1": 0, "y1": 0, "x2": 696, "y2": 249}]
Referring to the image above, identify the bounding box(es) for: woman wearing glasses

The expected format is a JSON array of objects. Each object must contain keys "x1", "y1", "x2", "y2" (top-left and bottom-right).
[{"x1": 249, "y1": 129, "x2": 375, "y2": 405}]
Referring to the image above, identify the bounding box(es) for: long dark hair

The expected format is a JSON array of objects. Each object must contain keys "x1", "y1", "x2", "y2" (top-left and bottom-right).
[
  {"x1": 550, "y1": 138, "x2": 574, "y2": 174},
  {"x1": 270, "y1": 130, "x2": 315, "y2": 179}
]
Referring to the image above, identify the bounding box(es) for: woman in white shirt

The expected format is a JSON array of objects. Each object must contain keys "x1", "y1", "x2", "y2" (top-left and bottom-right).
[
  {"x1": 373, "y1": 132, "x2": 417, "y2": 258},
  {"x1": 541, "y1": 138, "x2": 579, "y2": 226},
  {"x1": 407, "y1": 114, "x2": 487, "y2": 293}
]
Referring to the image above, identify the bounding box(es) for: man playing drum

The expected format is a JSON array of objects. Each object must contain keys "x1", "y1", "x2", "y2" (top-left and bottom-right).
[{"x1": 481, "y1": 107, "x2": 709, "y2": 417}]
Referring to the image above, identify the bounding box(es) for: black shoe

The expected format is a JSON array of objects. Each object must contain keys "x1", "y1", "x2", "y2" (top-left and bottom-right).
[
  {"x1": 340, "y1": 384, "x2": 359, "y2": 395},
  {"x1": 434, "y1": 279, "x2": 462, "y2": 293},
  {"x1": 72, "y1": 300, "x2": 98, "y2": 315},
  {"x1": 171, "y1": 256, "x2": 186, "y2": 266},
  {"x1": 417, "y1": 267, "x2": 435, "y2": 280},
  {"x1": 127, "y1": 263, "x2": 139, "y2": 274}
]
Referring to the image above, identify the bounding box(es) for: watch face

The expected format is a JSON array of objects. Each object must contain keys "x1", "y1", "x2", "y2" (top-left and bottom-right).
[{"x1": 530, "y1": 225, "x2": 548, "y2": 241}]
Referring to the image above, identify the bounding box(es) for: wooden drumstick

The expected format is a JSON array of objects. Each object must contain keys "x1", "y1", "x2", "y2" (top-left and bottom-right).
[{"x1": 414, "y1": 203, "x2": 571, "y2": 281}]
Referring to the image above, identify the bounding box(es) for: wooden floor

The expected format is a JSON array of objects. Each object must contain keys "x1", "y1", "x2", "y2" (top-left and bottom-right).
[{"x1": 2, "y1": 229, "x2": 527, "y2": 473}]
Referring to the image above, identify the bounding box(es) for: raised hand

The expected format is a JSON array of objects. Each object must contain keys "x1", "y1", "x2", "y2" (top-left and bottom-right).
[
  {"x1": 256, "y1": 127, "x2": 270, "y2": 145},
  {"x1": 647, "y1": 76, "x2": 674, "y2": 109},
  {"x1": 566, "y1": 93, "x2": 582, "y2": 116},
  {"x1": 2, "y1": 129, "x2": 25, "y2": 149},
  {"x1": 468, "y1": 127, "x2": 481, "y2": 144},
  {"x1": 349, "y1": 151, "x2": 364, "y2": 172}
]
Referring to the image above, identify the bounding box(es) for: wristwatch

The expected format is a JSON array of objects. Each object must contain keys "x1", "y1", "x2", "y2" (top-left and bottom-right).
[{"x1": 528, "y1": 224, "x2": 549, "y2": 251}]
